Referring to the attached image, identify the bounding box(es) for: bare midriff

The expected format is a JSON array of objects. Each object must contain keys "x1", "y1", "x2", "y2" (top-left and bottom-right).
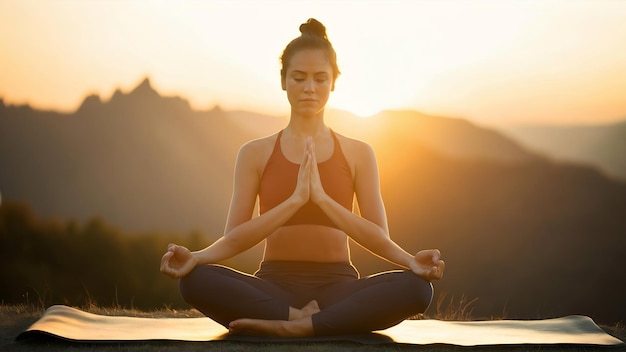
[{"x1": 263, "y1": 224, "x2": 350, "y2": 262}]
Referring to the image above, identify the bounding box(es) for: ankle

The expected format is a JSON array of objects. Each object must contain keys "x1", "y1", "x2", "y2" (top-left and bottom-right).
[
  {"x1": 283, "y1": 317, "x2": 314, "y2": 337},
  {"x1": 289, "y1": 301, "x2": 320, "y2": 321}
]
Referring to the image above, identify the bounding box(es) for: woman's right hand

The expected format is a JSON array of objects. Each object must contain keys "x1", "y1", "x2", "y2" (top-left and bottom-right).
[{"x1": 160, "y1": 244, "x2": 197, "y2": 279}]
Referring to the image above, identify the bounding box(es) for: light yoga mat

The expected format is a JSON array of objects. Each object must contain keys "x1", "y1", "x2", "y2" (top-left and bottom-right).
[{"x1": 17, "y1": 305, "x2": 624, "y2": 346}]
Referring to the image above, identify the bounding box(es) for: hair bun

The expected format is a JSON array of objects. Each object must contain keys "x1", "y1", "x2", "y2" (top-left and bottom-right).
[{"x1": 299, "y1": 18, "x2": 327, "y2": 39}]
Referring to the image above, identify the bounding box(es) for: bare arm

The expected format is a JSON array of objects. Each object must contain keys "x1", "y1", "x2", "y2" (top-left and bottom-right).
[
  {"x1": 193, "y1": 140, "x2": 313, "y2": 263},
  {"x1": 161, "y1": 138, "x2": 311, "y2": 278},
  {"x1": 310, "y1": 139, "x2": 410, "y2": 266},
  {"x1": 309, "y1": 138, "x2": 444, "y2": 279}
]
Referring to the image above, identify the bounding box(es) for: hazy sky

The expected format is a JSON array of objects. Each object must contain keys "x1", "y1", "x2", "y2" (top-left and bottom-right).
[{"x1": 1, "y1": 0, "x2": 625, "y2": 126}]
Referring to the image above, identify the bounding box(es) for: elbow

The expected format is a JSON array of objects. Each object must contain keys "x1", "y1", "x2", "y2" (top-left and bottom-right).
[{"x1": 376, "y1": 225, "x2": 390, "y2": 239}]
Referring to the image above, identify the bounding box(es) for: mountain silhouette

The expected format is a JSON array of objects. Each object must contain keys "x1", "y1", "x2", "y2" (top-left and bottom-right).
[
  {"x1": 1, "y1": 77, "x2": 625, "y2": 323},
  {"x1": 501, "y1": 121, "x2": 626, "y2": 181},
  {"x1": 0, "y1": 78, "x2": 252, "y2": 233}
]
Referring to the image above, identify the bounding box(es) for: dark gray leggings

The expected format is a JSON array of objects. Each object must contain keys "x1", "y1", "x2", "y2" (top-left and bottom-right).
[{"x1": 179, "y1": 261, "x2": 433, "y2": 336}]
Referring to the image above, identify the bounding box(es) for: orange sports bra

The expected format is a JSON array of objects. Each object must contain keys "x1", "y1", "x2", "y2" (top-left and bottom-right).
[{"x1": 259, "y1": 130, "x2": 354, "y2": 228}]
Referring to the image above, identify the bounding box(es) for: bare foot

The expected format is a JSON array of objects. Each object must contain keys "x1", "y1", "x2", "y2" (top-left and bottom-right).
[
  {"x1": 289, "y1": 300, "x2": 320, "y2": 320},
  {"x1": 229, "y1": 317, "x2": 314, "y2": 337}
]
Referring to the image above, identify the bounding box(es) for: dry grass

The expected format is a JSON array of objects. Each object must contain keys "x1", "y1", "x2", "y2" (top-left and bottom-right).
[{"x1": 1, "y1": 303, "x2": 624, "y2": 352}]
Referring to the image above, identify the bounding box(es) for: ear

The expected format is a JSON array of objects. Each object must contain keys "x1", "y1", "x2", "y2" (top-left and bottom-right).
[
  {"x1": 281, "y1": 70, "x2": 286, "y2": 91},
  {"x1": 330, "y1": 80, "x2": 335, "y2": 92}
]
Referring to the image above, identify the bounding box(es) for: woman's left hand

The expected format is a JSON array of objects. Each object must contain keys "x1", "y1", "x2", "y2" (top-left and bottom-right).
[{"x1": 409, "y1": 249, "x2": 445, "y2": 281}]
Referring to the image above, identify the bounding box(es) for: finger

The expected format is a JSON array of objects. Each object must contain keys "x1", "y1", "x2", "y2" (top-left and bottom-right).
[
  {"x1": 432, "y1": 260, "x2": 445, "y2": 279},
  {"x1": 163, "y1": 266, "x2": 179, "y2": 279},
  {"x1": 304, "y1": 151, "x2": 314, "y2": 174},
  {"x1": 299, "y1": 148, "x2": 311, "y2": 170},
  {"x1": 309, "y1": 145, "x2": 317, "y2": 164},
  {"x1": 311, "y1": 153, "x2": 319, "y2": 177},
  {"x1": 305, "y1": 148, "x2": 313, "y2": 165},
  {"x1": 427, "y1": 267, "x2": 439, "y2": 280},
  {"x1": 431, "y1": 249, "x2": 441, "y2": 261},
  {"x1": 161, "y1": 251, "x2": 172, "y2": 264},
  {"x1": 308, "y1": 155, "x2": 318, "y2": 185},
  {"x1": 160, "y1": 252, "x2": 173, "y2": 272},
  {"x1": 299, "y1": 154, "x2": 310, "y2": 180}
]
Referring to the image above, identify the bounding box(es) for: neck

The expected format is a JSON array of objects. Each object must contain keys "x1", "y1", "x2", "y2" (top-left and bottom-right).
[{"x1": 286, "y1": 110, "x2": 328, "y2": 138}]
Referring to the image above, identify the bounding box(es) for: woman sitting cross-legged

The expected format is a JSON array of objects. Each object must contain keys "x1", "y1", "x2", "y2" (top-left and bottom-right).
[{"x1": 160, "y1": 18, "x2": 445, "y2": 337}]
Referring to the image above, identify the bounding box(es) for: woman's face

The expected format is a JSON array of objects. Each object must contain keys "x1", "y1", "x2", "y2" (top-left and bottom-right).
[{"x1": 282, "y1": 49, "x2": 335, "y2": 117}]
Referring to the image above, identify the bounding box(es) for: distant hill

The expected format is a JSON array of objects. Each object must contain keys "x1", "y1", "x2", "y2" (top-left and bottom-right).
[
  {"x1": 1, "y1": 78, "x2": 625, "y2": 323},
  {"x1": 501, "y1": 121, "x2": 626, "y2": 181},
  {"x1": 1, "y1": 78, "x2": 273, "y2": 233}
]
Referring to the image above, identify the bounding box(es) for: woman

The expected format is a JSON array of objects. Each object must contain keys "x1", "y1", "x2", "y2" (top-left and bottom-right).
[{"x1": 160, "y1": 18, "x2": 445, "y2": 337}]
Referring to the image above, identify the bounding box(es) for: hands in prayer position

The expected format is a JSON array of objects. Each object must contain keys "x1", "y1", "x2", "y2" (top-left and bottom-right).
[{"x1": 293, "y1": 136, "x2": 326, "y2": 206}]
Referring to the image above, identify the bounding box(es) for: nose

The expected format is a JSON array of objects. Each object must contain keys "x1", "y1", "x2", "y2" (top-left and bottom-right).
[{"x1": 304, "y1": 79, "x2": 315, "y2": 93}]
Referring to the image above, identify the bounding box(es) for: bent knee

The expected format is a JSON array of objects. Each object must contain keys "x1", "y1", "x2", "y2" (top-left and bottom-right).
[
  {"x1": 399, "y1": 271, "x2": 434, "y2": 311},
  {"x1": 178, "y1": 264, "x2": 224, "y2": 304}
]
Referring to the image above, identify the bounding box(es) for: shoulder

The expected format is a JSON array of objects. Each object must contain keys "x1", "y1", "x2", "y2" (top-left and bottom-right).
[
  {"x1": 334, "y1": 131, "x2": 376, "y2": 161},
  {"x1": 235, "y1": 133, "x2": 279, "y2": 173},
  {"x1": 333, "y1": 131, "x2": 377, "y2": 180},
  {"x1": 239, "y1": 133, "x2": 278, "y2": 152},
  {"x1": 239, "y1": 133, "x2": 278, "y2": 156}
]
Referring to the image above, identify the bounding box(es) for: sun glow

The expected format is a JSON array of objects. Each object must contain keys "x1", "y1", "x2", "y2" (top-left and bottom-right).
[{"x1": 1, "y1": 1, "x2": 626, "y2": 125}]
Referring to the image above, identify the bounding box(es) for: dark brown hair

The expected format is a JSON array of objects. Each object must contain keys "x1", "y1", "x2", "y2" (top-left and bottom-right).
[{"x1": 280, "y1": 18, "x2": 340, "y2": 88}]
